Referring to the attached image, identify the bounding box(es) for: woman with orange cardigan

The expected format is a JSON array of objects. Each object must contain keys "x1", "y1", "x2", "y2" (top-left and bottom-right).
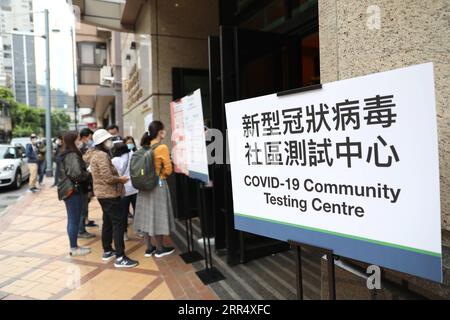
[{"x1": 134, "y1": 121, "x2": 176, "y2": 258}]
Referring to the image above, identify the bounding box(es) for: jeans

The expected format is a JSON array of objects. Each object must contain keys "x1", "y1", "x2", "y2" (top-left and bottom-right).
[
  {"x1": 78, "y1": 192, "x2": 89, "y2": 234},
  {"x1": 120, "y1": 193, "x2": 137, "y2": 232},
  {"x1": 98, "y1": 197, "x2": 125, "y2": 257},
  {"x1": 38, "y1": 160, "x2": 45, "y2": 184},
  {"x1": 64, "y1": 192, "x2": 82, "y2": 249}
]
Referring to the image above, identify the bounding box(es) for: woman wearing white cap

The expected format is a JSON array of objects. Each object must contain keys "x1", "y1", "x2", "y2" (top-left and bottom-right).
[{"x1": 89, "y1": 129, "x2": 139, "y2": 268}]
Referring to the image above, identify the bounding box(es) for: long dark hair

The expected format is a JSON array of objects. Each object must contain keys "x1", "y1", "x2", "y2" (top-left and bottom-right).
[
  {"x1": 112, "y1": 142, "x2": 130, "y2": 158},
  {"x1": 95, "y1": 143, "x2": 109, "y2": 154},
  {"x1": 61, "y1": 131, "x2": 82, "y2": 157},
  {"x1": 140, "y1": 132, "x2": 151, "y2": 147},
  {"x1": 148, "y1": 120, "x2": 164, "y2": 141}
]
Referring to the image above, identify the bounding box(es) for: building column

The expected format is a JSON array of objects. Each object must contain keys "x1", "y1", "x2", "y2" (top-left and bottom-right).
[{"x1": 113, "y1": 31, "x2": 123, "y2": 134}]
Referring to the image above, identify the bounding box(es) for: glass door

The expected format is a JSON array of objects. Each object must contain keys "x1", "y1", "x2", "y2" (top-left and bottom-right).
[{"x1": 216, "y1": 26, "x2": 305, "y2": 264}]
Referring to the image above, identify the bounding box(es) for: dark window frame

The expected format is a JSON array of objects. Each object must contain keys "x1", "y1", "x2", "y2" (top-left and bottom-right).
[
  {"x1": 77, "y1": 42, "x2": 107, "y2": 85},
  {"x1": 77, "y1": 41, "x2": 107, "y2": 68}
]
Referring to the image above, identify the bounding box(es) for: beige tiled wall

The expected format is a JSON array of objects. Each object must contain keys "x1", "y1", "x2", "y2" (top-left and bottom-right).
[
  {"x1": 319, "y1": 0, "x2": 450, "y2": 230},
  {"x1": 123, "y1": 0, "x2": 219, "y2": 140}
]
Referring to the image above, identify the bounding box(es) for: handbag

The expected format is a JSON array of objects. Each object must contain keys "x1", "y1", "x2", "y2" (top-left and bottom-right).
[{"x1": 60, "y1": 157, "x2": 81, "y2": 199}]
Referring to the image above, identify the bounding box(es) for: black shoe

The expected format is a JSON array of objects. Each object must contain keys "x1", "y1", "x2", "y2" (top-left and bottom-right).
[
  {"x1": 86, "y1": 220, "x2": 98, "y2": 228},
  {"x1": 114, "y1": 256, "x2": 138, "y2": 268},
  {"x1": 154, "y1": 247, "x2": 175, "y2": 258},
  {"x1": 144, "y1": 246, "x2": 157, "y2": 257},
  {"x1": 102, "y1": 250, "x2": 116, "y2": 262}
]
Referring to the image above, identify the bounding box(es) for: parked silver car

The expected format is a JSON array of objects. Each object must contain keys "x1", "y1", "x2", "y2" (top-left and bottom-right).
[{"x1": 0, "y1": 145, "x2": 30, "y2": 189}]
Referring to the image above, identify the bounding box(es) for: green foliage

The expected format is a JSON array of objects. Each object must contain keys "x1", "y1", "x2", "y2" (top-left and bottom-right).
[
  {"x1": 50, "y1": 109, "x2": 71, "y2": 137},
  {"x1": 0, "y1": 87, "x2": 17, "y2": 108},
  {"x1": 0, "y1": 86, "x2": 71, "y2": 138},
  {"x1": 10, "y1": 103, "x2": 41, "y2": 137}
]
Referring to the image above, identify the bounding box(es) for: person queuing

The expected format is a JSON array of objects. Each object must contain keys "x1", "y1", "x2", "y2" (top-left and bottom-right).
[
  {"x1": 36, "y1": 139, "x2": 46, "y2": 187},
  {"x1": 89, "y1": 129, "x2": 138, "y2": 268},
  {"x1": 124, "y1": 136, "x2": 137, "y2": 153},
  {"x1": 111, "y1": 142, "x2": 138, "y2": 241},
  {"x1": 77, "y1": 128, "x2": 96, "y2": 239},
  {"x1": 107, "y1": 124, "x2": 123, "y2": 143},
  {"x1": 134, "y1": 121, "x2": 176, "y2": 258},
  {"x1": 79, "y1": 127, "x2": 98, "y2": 230},
  {"x1": 25, "y1": 133, "x2": 40, "y2": 193},
  {"x1": 79, "y1": 128, "x2": 95, "y2": 155},
  {"x1": 122, "y1": 136, "x2": 145, "y2": 238},
  {"x1": 57, "y1": 131, "x2": 91, "y2": 257},
  {"x1": 52, "y1": 136, "x2": 63, "y2": 188}
]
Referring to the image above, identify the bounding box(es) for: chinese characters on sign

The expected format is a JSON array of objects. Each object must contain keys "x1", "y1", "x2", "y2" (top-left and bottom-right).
[
  {"x1": 225, "y1": 63, "x2": 442, "y2": 282},
  {"x1": 242, "y1": 95, "x2": 399, "y2": 168}
]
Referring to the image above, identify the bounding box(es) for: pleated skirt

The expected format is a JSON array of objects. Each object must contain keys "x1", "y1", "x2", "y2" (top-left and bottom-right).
[{"x1": 133, "y1": 180, "x2": 175, "y2": 236}]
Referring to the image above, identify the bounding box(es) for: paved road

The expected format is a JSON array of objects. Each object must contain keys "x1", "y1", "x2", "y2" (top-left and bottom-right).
[{"x1": 0, "y1": 182, "x2": 30, "y2": 217}]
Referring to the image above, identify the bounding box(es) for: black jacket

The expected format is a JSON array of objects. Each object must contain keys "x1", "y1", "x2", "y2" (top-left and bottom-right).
[{"x1": 57, "y1": 151, "x2": 90, "y2": 200}]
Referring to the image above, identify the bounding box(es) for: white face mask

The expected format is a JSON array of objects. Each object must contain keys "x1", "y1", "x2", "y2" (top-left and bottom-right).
[{"x1": 104, "y1": 140, "x2": 113, "y2": 150}]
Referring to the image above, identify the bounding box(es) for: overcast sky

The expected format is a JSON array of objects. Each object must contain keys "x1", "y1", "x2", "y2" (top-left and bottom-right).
[{"x1": 33, "y1": 0, "x2": 76, "y2": 99}]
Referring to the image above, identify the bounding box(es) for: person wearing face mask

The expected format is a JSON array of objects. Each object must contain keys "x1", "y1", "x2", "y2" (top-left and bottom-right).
[
  {"x1": 36, "y1": 140, "x2": 46, "y2": 187},
  {"x1": 77, "y1": 128, "x2": 96, "y2": 239},
  {"x1": 111, "y1": 142, "x2": 138, "y2": 241},
  {"x1": 78, "y1": 128, "x2": 94, "y2": 155},
  {"x1": 89, "y1": 129, "x2": 138, "y2": 268},
  {"x1": 57, "y1": 131, "x2": 91, "y2": 257},
  {"x1": 52, "y1": 136, "x2": 63, "y2": 188},
  {"x1": 25, "y1": 133, "x2": 40, "y2": 193},
  {"x1": 123, "y1": 136, "x2": 137, "y2": 152}
]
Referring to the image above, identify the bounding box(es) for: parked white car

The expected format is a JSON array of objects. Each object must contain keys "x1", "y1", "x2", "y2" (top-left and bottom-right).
[
  {"x1": 0, "y1": 145, "x2": 30, "y2": 189},
  {"x1": 10, "y1": 137, "x2": 32, "y2": 148}
]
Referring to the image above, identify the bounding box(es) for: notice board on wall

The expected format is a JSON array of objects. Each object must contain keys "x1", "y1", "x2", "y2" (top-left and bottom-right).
[
  {"x1": 225, "y1": 63, "x2": 442, "y2": 282},
  {"x1": 170, "y1": 89, "x2": 209, "y2": 183}
]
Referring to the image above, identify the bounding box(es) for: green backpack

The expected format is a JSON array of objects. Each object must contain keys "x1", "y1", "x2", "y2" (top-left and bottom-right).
[{"x1": 130, "y1": 143, "x2": 161, "y2": 191}]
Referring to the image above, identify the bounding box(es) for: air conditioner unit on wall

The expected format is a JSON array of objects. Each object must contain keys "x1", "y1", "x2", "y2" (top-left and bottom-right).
[{"x1": 100, "y1": 66, "x2": 113, "y2": 86}]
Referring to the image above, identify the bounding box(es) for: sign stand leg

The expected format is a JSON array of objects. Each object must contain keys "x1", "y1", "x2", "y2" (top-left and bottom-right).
[
  {"x1": 195, "y1": 182, "x2": 225, "y2": 285},
  {"x1": 326, "y1": 251, "x2": 336, "y2": 300},
  {"x1": 295, "y1": 245, "x2": 303, "y2": 300},
  {"x1": 179, "y1": 216, "x2": 203, "y2": 264},
  {"x1": 179, "y1": 177, "x2": 203, "y2": 264},
  {"x1": 288, "y1": 240, "x2": 336, "y2": 300}
]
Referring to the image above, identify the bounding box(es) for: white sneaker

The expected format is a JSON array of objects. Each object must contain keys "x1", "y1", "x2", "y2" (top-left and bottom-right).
[{"x1": 70, "y1": 246, "x2": 91, "y2": 257}]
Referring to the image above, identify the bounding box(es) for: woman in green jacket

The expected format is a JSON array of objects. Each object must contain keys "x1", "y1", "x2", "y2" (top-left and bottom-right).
[{"x1": 57, "y1": 131, "x2": 91, "y2": 257}]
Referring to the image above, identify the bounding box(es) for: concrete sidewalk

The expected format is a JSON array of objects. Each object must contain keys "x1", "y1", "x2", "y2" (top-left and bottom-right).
[{"x1": 0, "y1": 178, "x2": 218, "y2": 300}]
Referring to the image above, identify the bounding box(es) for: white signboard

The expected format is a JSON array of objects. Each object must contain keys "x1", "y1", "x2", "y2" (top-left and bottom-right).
[
  {"x1": 144, "y1": 112, "x2": 153, "y2": 132},
  {"x1": 225, "y1": 63, "x2": 442, "y2": 282},
  {"x1": 170, "y1": 89, "x2": 209, "y2": 183}
]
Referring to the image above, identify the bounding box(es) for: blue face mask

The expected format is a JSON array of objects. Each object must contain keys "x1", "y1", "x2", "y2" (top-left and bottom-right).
[
  {"x1": 127, "y1": 143, "x2": 135, "y2": 151},
  {"x1": 87, "y1": 140, "x2": 94, "y2": 147}
]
